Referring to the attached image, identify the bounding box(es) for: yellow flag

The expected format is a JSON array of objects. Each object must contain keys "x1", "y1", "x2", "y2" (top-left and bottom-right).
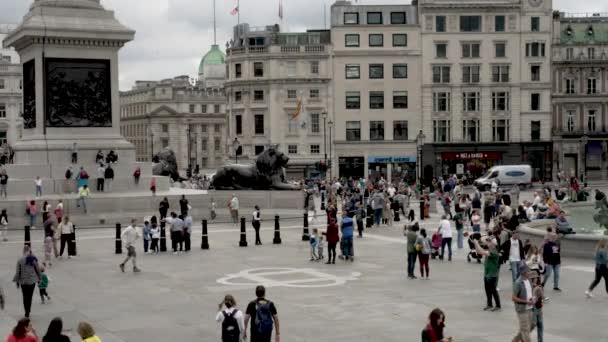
[{"x1": 292, "y1": 99, "x2": 302, "y2": 119}]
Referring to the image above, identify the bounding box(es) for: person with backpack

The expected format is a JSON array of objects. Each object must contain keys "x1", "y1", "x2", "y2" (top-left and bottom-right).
[
  {"x1": 76, "y1": 167, "x2": 89, "y2": 189},
  {"x1": 64, "y1": 166, "x2": 73, "y2": 193},
  {"x1": 244, "y1": 285, "x2": 280, "y2": 342},
  {"x1": 216, "y1": 294, "x2": 244, "y2": 342}
]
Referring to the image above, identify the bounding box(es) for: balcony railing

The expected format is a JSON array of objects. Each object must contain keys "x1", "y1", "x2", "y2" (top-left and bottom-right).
[
  {"x1": 281, "y1": 46, "x2": 300, "y2": 53},
  {"x1": 305, "y1": 45, "x2": 325, "y2": 53},
  {"x1": 553, "y1": 128, "x2": 607, "y2": 136}
]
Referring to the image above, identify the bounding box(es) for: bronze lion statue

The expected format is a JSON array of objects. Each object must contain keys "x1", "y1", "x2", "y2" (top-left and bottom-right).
[{"x1": 211, "y1": 148, "x2": 300, "y2": 190}]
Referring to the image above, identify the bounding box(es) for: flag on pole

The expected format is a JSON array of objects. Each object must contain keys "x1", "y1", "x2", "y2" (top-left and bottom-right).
[
  {"x1": 292, "y1": 98, "x2": 302, "y2": 120},
  {"x1": 278, "y1": 0, "x2": 283, "y2": 19},
  {"x1": 230, "y1": 6, "x2": 239, "y2": 16}
]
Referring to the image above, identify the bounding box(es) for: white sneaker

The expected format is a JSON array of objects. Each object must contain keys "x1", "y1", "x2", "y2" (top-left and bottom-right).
[{"x1": 585, "y1": 290, "x2": 593, "y2": 298}]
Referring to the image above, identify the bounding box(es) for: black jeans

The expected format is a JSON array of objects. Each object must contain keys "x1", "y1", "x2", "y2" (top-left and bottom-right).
[
  {"x1": 441, "y1": 237, "x2": 452, "y2": 260},
  {"x1": 357, "y1": 220, "x2": 364, "y2": 237},
  {"x1": 97, "y1": 178, "x2": 104, "y2": 191},
  {"x1": 589, "y1": 264, "x2": 608, "y2": 293},
  {"x1": 60, "y1": 234, "x2": 70, "y2": 256},
  {"x1": 328, "y1": 242, "x2": 337, "y2": 262},
  {"x1": 484, "y1": 276, "x2": 501, "y2": 308},
  {"x1": 407, "y1": 252, "x2": 417, "y2": 277},
  {"x1": 39, "y1": 288, "x2": 49, "y2": 301},
  {"x1": 183, "y1": 232, "x2": 190, "y2": 251},
  {"x1": 21, "y1": 283, "x2": 36, "y2": 317},
  {"x1": 252, "y1": 221, "x2": 261, "y2": 244},
  {"x1": 151, "y1": 238, "x2": 159, "y2": 252},
  {"x1": 171, "y1": 231, "x2": 182, "y2": 252},
  {"x1": 71, "y1": 152, "x2": 77, "y2": 164}
]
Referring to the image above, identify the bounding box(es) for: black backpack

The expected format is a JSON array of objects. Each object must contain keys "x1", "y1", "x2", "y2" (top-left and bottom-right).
[{"x1": 221, "y1": 310, "x2": 240, "y2": 342}]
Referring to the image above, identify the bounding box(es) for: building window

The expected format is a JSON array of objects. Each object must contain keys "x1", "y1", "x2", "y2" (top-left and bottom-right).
[
  {"x1": 462, "y1": 119, "x2": 480, "y2": 142},
  {"x1": 435, "y1": 43, "x2": 447, "y2": 58},
  {"x1": 189, "y1": 104, "x2": 195, "y2": 113},
  {"x1": 433, "y1": 92, "x2": 451, "y2": 112},
  {"x1": 309, "y1": 89, "x2": 320, "y2": 99},
  {"x1": 588, "y1": 48, "x2": 595, "y2": 60},
  {"x1": 344, "y1": 12, "x2": 359, "y2": 25},
  {"x1": 255, "y1": 145, "x2": 265, "y2": 155},
  {"x1": 462, "y1": 65, "x2": 480, "y2": 83},
  {"x1": 310, "y1": 113, "x2": 320, "y2": 133},
  {"x1": 392, "y1": 34, "x2": 407, "y2": 47},
  {"x1": 393, "y1": 120, "x2": 408, "y2": 140},
  {"x1": 369, "y1": 34, "x2": 384, "y2": 47},
  {"x1": 433, "y1": 120, "x2": 451, "y2": 142},
  {"x1": 201, "y1": 158, "x2": 208, "y2": 167},
  {"x1": 491, "y1": 65, "x2": 510, "y2": 83},
  {"x1": 310, "y1": 61, "x2": 319, "y2": 75},
  {"x1": 530, "y1": 93, "x2": 540, "y2": 111},
  {"x1": 495, "y1": 15, "x2": 505, "y2": 32},
  {"x1": 236, "y1": 115, "x2": 242, "y2": 135},
  {"x1": 566, "y1": 48, "x2": 574, "y2": 60},
  {"x1": 531, "y1": 65, "x2": 541, "y2": 81},
  {"x1": 214, "y1": 124, "x2": 220, "y2": 133},
  {"x1": 460, "y1": 16, "x2": 482, "y2": 32},
  {"x1": 201, "y1": 105, "x2": 207, "y2": 113},
  {"x1": 346, "y1": 121, "x2": 361, "y2": 141},
  {"x1": 436, "y1": 16, "x2": 446, "y2": 32},
  {"x1": 288, "y1": 114, "x2": 299, "y2": 133},
  {"x1": 0, "y1": 103, "x2": 5, "y2": 118},
  {"x1": 495, "y1": 42, "x2": 506, "y2": 58},
  {"x1": 462, "y1": 42, "x2": 480, "y2": 58},
  {"x1": 235, "y1": 63, "x2": 242, "y2": 78},
  {"x1": 370, "y1": 121, "x2": 384, "y2": 141},
  {"x1": 531, "y1": 121, "x2": 541, "y2": 141},
  {"x1": 432, "y1": 66, "x2": 450, "y2": 83},
  {"x1": 254, "y1": 90, "x2": 264, "y2": 101},
  {"x1": 367, "y1": 12, "x2": 383, "y2": 24},
  {"x1": 588, "y1": 110, "x2": 597, "y2": 132},
  {"x1": 254, "y1": 62, "x2": 264, "y2": 77},
  {"x1": 287, "y1": 61, "x2": 296, "y2": 77},
  {"x1": 201, "y1": 124, "x2": 207, "y2": 132},
  {"x1": 288, "y1": 144, "x2": 298, "y2": 154},
  {"x1": 566, "y1": 111, "x2": 576, "y2": 132},
  {"x1": 531, "y1": 17, "x2": 540, "y2": 32},
  {"x1": 462, "y1": 92, "x2": 480, "y2": 112},
  {"x1": 346, "y1": 91, "x2": 361, "y2": 109},
  {"x1": 492, "y1": 92, "x2": 510, "y2": 111},
  {"x1": 254, "y1": 115, "x2": 264, "y2": 135},
  {"x1": 161, "y1": 138, "x2": 169, "y2": 148},
  {"x1": 393, "y1": 64, "x2": 407, "y2": 79},
  {"x1": 565, "y1": 79, "x2": 576, "y2": 94},
  {"x1": 214, "y1": 138, "x2": 220, "y2": 152},
  {"x1": 214, "y1": 104, "x2": 220, "y2": 113},
  {"x1": 587, "y1": 78, "x2": 597, "y2": 94},
  {"x1": 525, "y1": 42, "x2": 546, "y2": 57},
  {"x1": 345, "y1": 34, "x2": 360, "y2": 47},
  {"x1": 369, "y1": 64, "x2": 384, "y2": 79},
  {"x1": 492, "y1": 119, "x2": 510, "y2": 142},
  {"x1": 287, "y1": 89, "x2": 297, "y2": 99},
  {"x1": 310, "y1": 144, "x2": 320, "y2": 154},
  {"x1": 391, "y1": 12, "x2": 406, "y2": 24},
  {"x1": 235, "y1": 91, "x2": 242, "y2": 102},
  {"x1": 393, "y1": 91, "x2": 408, "y2": 109},
  {"x1": 161, "y1": 124, "x2": 169, "y2": 133},
  {"x1": 369, "y1": 91, "x2": 384, "y2": 109},
  {"x1": 345, "y1": 64, "x2": 360, "y2": 79}
]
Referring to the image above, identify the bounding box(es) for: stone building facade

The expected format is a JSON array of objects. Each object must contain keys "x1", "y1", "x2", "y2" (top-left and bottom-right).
[
  {"x1": 551, "y1": 12, "x2": 608, "y2": 181},
  {"x1": 330, "y1": 1, "x2": 422, "y2": 183},
  {"x1": 419, "y1": 0, "x2": 554, "y2": 182},
  {"x1": 224, "y1": 24, "x2": 332, "y2": 179},
  {"x1": 0, "y1": 24, "x2": 22, "y2": 148}
]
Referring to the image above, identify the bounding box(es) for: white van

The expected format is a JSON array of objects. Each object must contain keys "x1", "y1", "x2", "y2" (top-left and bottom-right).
[{"x1": 474, "y1": 165, "x2": 532, "y2": 191}]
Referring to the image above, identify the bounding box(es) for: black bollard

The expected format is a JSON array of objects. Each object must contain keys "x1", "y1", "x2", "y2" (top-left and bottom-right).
[
  {"x1": 302, "y1": 212, "x2": 310, "y2": 241},
  {"x1": 419, "y1": 198, "x2": 425, "y2": 221},
  {"x1": 24, "y1": 225, "x2": 31, "y2": 248},
  {"x1": 70, "y1": 225, "x2": 77, "y2": 256},
  {"x1": 115, "y1": 223, "x2": 122, "y2": 254},
  {"x1": 160, "y1": 221, "x2": 167, "y2": 252},
  {"x1": 273, "y1": 215, "x2": 282, "y2": 244},
  {"x1": 239, "y1": 217, "x2": 248, "y2": 247},
  {"x1": 320, "y1": 192, "x2": 326, "y2": 210},
  {"x1": 201, "y1": 219, "x2": 209, "y2": 250}
]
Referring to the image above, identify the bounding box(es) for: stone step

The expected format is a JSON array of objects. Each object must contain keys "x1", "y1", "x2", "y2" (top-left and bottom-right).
[{"x1": 3, "y1": 162, "x2": 153, "y2": 180}]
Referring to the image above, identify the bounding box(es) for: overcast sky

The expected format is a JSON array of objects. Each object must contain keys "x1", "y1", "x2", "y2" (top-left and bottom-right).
[{"x1": 2, "y1": 0, "x2": 607, "y2": 90}]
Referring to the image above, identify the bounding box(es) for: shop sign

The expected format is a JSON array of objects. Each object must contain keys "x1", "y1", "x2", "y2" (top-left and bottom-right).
[
  {"x1": 441, "y1": 152, "x2": 502, "y2": 160},
  {"x1": 367, "y1": 156, "x2": 417, "y2": 163}
]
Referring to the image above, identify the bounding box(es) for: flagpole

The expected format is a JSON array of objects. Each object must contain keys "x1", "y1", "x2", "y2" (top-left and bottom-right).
[{"x1": 213, "y1": 0, "x2": 217, "y2": 44}]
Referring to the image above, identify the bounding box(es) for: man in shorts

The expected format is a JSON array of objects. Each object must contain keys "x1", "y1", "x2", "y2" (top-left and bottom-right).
[{"x1": 119, "y1": 219, "x2": 141, "y2": 273}]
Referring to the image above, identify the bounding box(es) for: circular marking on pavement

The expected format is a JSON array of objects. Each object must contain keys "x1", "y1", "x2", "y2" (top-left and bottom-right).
[{"x1": 217, "y1": 267, "x2": 361, "y2": 288}]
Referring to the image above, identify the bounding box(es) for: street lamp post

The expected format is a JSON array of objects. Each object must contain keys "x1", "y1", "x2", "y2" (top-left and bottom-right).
[
  {"x1": 187, "y1": 124, "x2": 192, "y2": 173},
  {"x1": 322, "y1": 112, "x2": 328, "y2": 178},
  {"x1": 416, "y1": 130, "x2": 426, "y2": 221},
  {"x1": 581, "y1": 135, "x2": 589, "y2": 182},
  {"x1": 150, "y1": 132, "x2": 154, "y2": 161},
  {"x1": 328, "y1": 120, "x2": 333, "y2": 180}
]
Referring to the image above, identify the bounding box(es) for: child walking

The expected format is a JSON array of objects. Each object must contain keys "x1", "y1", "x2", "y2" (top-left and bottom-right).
[
  {"x1": 39, "y1": 267, "x2": 51, "y2": 304},
  {"x1": 309, "y1": 228, "x2": 319, "y2": 261},
  {"x1": 317, "y1": 232, "x2": 325, "y2": 261},
  {"x1": 143, "y1": 220, "x2": 152, "y2": 253},
  {"x1": 151, "y1": 223, "x2": 160, "y2": 254},
  {"x1": 43, "y1": 236, "x2": 53, "y2": 267}
]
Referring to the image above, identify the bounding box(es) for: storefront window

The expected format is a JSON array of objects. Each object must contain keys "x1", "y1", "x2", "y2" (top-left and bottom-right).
[{"x1": 339, "y1": 156, "x2": 364, "y2": 179}]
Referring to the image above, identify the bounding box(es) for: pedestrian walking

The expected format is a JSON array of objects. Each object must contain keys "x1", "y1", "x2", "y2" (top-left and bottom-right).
[
  {"x1": 76, "y1": 185, "x2": 90, "y2": 213},
  {"x1": 511, "y1": 264, "x2": 537, "y2": 342},
  {"x1": 96, "y1": 164, "x2": 105, "y2": 192},
  {"x1": 502, "y1": 230, "x2": 525, "y2": 283},
  {"x1": 252, "y1": 205, "x2": 262, "y2": 245},
  {"x1": 325, "y1": 218, "x2": 339, "y2": 264},
  {"x1": 542, "y1": 233, "x2": 562, "y2": 291},
  {"x1": 355, "y1": 202, "x2": 364, "y2": 238},
  {"x1": 104, "y1": 164, "x2": 114, "y2": 191},
  {"x1": 142, "y1": 221, "x2": 152, "y2": 253},
  {"x1": 159, "y1": 197, "x2": 169, "y2": 220},
  {"x1": 371, "y1": 191, "x2": 384, "y2": 228},
  {"x1": 54, "y1": 200, "x2": 64, "y2": 224},
  {"x1": 405, "y1": 223, "x2": 420, "y2": 279},
  {"x1": 38, "y1": 266, "x2": 51, "y2": 304},
  {"x1": 1, "y1": 209, "x2": 8, "y2": 241},
  {"x1": 532, "y1": 274, "x2": 545, "y2": 342},
  {"x1": 13, "y1": 246, "x2": 41, "y2": 318},
  {"x1": 473, "y1": 237, "x2": 501, "y2": 312},
  {"x1": 58, "y1": 217, "x2": 74, "y2": 258},
  {"x1": 453, "y1": 209, "x2": 464, "y2": 249},
  {"x1": 421, "y1": 308, "x2": 453, "y2": 342},
  {"x1": 210, "y1": 198, "x2": 217, "y2": 220},
  {"x1": 119, "y1": 219, "x2": 141, "y2": 273},
  {"x1": 229, "y1": 194, "x2": 239, "y2": 224},
  {"x1": 77, "y1": 322, "x2": 102, "y2": 342},
  {"x1": 416, "y1": 228, "x2": 432, "y2": 279},
  {"x1": 26, "y1": 200, "x2": 37, "y2": 228},
  {"x1": 42, "y1": 201, "x2": 51, "y2": 223},
  {"x1": 183, "y1": 214, "x2": 192, "y2": 252},
  {"x1": 339, "y1": 212, "x2": 355, "y2": 261},
  {"x1": 0, "y1": 169, "x2": 9, "y2": 198},
  {"x1": 585, "y1": 238, "x2": 608, "y2": 298},
  {"x1": 179, "y1": 194, "x2": 189, "y2": 216},
  {"x1": 216, "y1": 294, "x2": 245, "y2": 342},
  {"x1": 244, "y1": 286, "x2": 280, "y2": 342},
  {"x1": 438, "y1": 215, "x2": 453, "y2": 261},
  {"x1": 42, "y1": 317, "x2": 71, "y2": 342},
  {"x1": 150, "y1": 221, "x2": 160, "y2": 254},
  {"x1": 6, "y1": 318, "x2": 38, "y2": 342},
  {"x1": 71, "y1": 143, "x2": 78, "y2": 164}
]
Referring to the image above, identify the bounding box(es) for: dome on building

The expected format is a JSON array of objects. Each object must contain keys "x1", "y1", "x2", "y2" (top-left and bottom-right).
[{"x1": 198, "y1": 44, "x2": 225, "y2": 76}]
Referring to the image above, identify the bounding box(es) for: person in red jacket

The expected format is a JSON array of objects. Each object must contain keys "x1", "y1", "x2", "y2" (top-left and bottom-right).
[{"x1": 325, "y1": 218, "x2": 339, "y2": 264}]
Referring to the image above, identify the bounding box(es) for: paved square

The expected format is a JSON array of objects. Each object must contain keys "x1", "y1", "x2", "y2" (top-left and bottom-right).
[{"x1": 0, "y1": 216, "x2": 606, "y2": 342}]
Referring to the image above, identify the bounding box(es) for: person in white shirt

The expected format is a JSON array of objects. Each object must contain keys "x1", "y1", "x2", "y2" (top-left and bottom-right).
[
  {"x1": 491, "y1": 180, "x2": 498, "y2": 194},
  {"x1": 183, "y1": 215, "x2": 193, "y2": 252},
  {"x1": 58, "y1": 217, "x2": 75, "y2": 258},
  {"x1": 438, "y1": 215, "x2": 453, "y2": 261},
  {"x1": 119, "y1": 218, "x2": 141, "y2": 273},
  {"x1": 506, "y1": 231, "x2": 524, "y2": 282},
  {"x1": 252, "y1": 205, "x2": 262, "y2": 245},
  {"x1": 525, "y1": 201, "x2": 535, "y2": 221},
  {"x1": 150, "y1": 223, "x2": 161, "y2": 254},
  {"x1": 532, "y1": 192, "x2": 541, "y2": 211},
  {"x1": 387, "y1": 185, "x2": 396, "y2": 198},
  {"x1": 35, "y1": 176, "x2": 43, "y2": 197},
  {"x1": 229, "y1": 194, "x2": 240, "y2": 225},
  {"x1": 216, "y1": 294, "x2": 245, "y2": 342}
]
